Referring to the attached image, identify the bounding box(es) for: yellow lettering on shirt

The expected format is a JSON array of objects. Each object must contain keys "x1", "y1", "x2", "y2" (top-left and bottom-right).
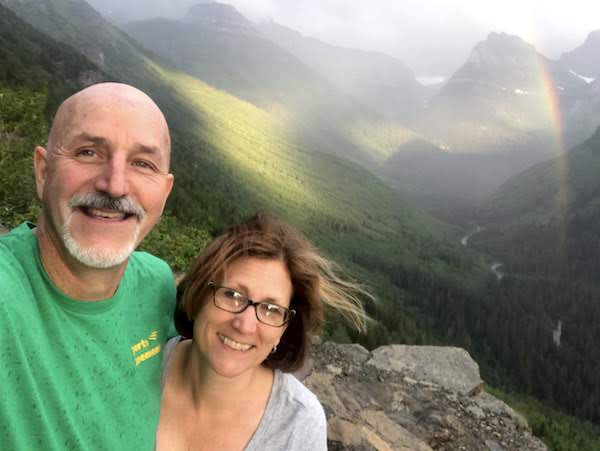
[
  {"x1": 130, "y1": 330, "x2": 161, "y2": 365},
  {"x1": 134, "y1": 345, "x2": 161, "y2": 366}
]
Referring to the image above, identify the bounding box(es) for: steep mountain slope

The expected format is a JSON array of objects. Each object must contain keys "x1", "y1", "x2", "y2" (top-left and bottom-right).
[
  {"x1": 124, "y1": 3, "x2": 390, "y2": 165},
  {"x1": 481, "y1": 126, "x2": 600, "y2": 230},
  {"x1": 0, "y1": 2, "x2": 103, "y2": 226},
  {"x1": 560, "y1": 30, "x2": 600, "y2": 78},
  {"x1": 0, "y1": 0, "x2": 491, "y2": 346},
  {"x1": 468, "y1": 128, "x2": 600, "y2": 424},
  {"x1": 85, "y1": 0, "x2": 202, "y2": 24},
  {"x1": 124, "y1": 4, "x2": 328, "y2": 107},
  {"x1": 258, "y1": 21, "x2": 426, "y2": 120},
  {"x1": 558, "y1": 33, "x2": 600, "y2": 146}
]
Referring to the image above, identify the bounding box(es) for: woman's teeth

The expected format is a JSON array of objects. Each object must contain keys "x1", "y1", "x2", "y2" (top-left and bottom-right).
[{"x1": 218, "y1": 333, "x2": 252, "y2": 351}]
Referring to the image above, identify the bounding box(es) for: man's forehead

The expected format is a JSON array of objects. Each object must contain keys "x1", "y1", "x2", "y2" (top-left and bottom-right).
[{"x1": 51, "y1": 86, "x2": 171, "y2": 156}]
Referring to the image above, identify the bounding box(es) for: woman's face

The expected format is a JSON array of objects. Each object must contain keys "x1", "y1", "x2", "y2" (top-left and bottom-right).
[{"x1": 193, "y1": 256, "x2": 293, "y2": 379}]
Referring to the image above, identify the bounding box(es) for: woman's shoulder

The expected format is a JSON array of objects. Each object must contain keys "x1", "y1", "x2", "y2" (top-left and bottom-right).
[
  {"x1": 245, "y1": 371, "x2": 327, "y2": 451},
  {"x1": 275, "y1": 371, "x2": 326, "y2": 421},
  {"x1": 161, "y1": 336, "x2": 188, "y2": 389}
]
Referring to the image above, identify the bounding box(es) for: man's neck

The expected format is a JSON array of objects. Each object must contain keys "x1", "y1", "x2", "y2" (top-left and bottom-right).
[{"x1": 34, "y1": 219, "x2": 128, "y2": 301}]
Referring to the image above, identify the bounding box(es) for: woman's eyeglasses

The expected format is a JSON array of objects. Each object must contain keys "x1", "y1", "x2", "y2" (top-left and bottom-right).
[{"x1": 208, "y1": 282, "x2": 295, "y2": 327}]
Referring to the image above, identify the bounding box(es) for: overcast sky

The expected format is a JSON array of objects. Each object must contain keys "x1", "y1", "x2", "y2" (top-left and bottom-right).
[{"x1": 89, "y1": 0, "x2": 600, "y2": 77}]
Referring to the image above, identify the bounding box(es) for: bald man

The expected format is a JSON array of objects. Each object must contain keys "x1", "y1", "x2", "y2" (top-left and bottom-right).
[{"x1": 0, "y1": 83, "x2": 176, "y2": 449}]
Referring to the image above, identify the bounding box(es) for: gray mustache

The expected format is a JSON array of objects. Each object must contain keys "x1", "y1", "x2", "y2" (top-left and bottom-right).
[{"x1": 69, "y1": 193, "x2": 146, "y2": 220}]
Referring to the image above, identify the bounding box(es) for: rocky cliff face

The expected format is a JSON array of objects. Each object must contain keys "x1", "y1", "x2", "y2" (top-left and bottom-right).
[{"x1": 299, "y1": 342, "x2": 547, "y2": 451}]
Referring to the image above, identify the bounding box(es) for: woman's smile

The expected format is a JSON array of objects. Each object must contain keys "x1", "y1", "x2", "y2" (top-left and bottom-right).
[{"x1": 217, "y1": 332, "x2": 253, "y2": 352}]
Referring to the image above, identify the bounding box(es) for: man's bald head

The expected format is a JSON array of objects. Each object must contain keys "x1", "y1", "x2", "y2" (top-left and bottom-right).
[
  {"x1": 33, "y1": 82, "x2": 175, "y2": 275},
  {"x1": 47, "y1": 83, "x2": 171, "y2": 165}
]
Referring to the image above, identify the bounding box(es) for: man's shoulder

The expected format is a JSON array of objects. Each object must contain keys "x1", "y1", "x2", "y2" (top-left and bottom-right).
[
  {"x1": 0, "y1": 222, "x2": 34, "y2": 246},
  {"x1": 129, "y1": 250, "x2": 171, "y2": 272},
  {"x1": 127, "y1": 251, "x2": 174, "y2": 287},
  {"x1": 0, "y1": 224, "x2": 37, "y2": 303},
  {"x1": 0, "y1": 223, "x2": 34, "y2": 272}
]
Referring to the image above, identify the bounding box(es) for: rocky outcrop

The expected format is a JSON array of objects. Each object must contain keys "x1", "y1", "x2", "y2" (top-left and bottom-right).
[
  {"x1": 0, "y1": 223, "x2": 8, "y2": 235},
  {"x1": 300, "y1": 342, "x2": 547, "y2": 451}
]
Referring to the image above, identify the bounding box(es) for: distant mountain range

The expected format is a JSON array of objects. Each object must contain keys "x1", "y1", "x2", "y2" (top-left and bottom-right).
[
  {"x1": 3, "y1": 0, "x2": 599, "y2": 212},
  {"x1": 258, "y1": 21, "x2": 426, "y2": 120}
]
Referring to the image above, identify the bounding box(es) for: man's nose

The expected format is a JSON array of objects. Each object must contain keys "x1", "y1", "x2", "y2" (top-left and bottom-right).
[
  {"x1": 94, "y1": 158, "x2": 129, "y2": 198},
  {"x1": 231, "y1": 306, "x2": 259, "y2": 334}
]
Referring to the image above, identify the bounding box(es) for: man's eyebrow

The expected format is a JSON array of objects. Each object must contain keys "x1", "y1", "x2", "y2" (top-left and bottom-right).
[
  {"x1": 71, "y1": 132, "x2": 109, "y2": 146},
  {"x1": 134, "y1": 145, "x2": 162, "y2": 157}
]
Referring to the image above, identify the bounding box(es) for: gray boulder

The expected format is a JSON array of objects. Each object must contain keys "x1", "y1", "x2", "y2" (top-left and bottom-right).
[{"x1": 299, "y1": 342, "x2": 547, "y2": 451}]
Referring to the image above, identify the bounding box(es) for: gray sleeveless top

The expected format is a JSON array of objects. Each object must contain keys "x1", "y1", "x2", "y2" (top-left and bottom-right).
[{"x1": 160, "y1": 336, "x2": 327, "y2": 450}]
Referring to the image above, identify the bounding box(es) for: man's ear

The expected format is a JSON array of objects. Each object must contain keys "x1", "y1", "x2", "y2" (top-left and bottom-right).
[{"x1": 34, "y1": 146, "x2": 49, "y2": 201}]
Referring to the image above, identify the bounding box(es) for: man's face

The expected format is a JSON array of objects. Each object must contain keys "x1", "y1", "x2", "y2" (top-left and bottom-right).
[{"x1": 35, "y1": 91, "x2": 174, "y2": 269}]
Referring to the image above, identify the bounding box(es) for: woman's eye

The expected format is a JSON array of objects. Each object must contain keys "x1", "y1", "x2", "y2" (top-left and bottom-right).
[{"x1": 264, "y1": 304, "x2": 283, "y2": 318}]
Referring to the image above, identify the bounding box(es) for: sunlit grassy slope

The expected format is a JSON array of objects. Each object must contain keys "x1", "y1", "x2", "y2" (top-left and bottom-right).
[{"x1": 152, "y1": 60, "x2": 428, "y2": 229}]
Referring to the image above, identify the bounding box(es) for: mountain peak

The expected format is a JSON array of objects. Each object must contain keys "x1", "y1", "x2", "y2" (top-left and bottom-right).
[
  {"x1": 560, "y1": 29, "x2": 600, "y2": 77},
  {"x1": 184, "y1": 2, "x2": 251, "y2": 27},
  {"x1": 583, "y1": 29, "x2": 600, "y2": 46},
  {"x1": 441, "y1": 31, "x2": 547, "y2": 90},
  {"x1": 466, "y1": 32, "x2": 537, "y2": 68}
]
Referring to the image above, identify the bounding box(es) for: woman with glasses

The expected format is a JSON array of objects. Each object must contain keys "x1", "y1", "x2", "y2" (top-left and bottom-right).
[{"x1": 156, "y1": 212, "x2": 368, "y2": 450}]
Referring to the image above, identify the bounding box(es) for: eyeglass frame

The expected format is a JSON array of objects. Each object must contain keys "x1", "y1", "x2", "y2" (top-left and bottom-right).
[{"x1": 208, "y1": 281, "x2": 296, "y2": 327}]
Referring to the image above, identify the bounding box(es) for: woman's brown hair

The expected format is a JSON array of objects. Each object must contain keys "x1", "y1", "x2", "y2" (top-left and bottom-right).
[{"x1": 175, "y1": 212, "x2": 369, "y2": 372}]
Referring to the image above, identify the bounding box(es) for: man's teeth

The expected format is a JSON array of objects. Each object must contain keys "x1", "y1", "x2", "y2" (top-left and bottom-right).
[
  {"x1": 218, "y1": 333, "x2": 252, "y2": 351},
  {"x1": 87, "y1": 208, "x2": 126, "y2": 220}
]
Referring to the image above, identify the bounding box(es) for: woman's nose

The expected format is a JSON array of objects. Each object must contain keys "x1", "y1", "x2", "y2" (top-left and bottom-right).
[{"x1": 231, "y1": 305, "x2": 259, "y2": 334}]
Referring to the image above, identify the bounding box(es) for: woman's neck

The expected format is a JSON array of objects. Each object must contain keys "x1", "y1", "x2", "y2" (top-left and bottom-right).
[{"x1": 180, "y1": 341, "x2": 274, "y2": 412}]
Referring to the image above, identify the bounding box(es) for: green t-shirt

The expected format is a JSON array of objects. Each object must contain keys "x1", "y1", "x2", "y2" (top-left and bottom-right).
[{"x1": 0, "y1": 223, "x2": 176, "y2": 450}]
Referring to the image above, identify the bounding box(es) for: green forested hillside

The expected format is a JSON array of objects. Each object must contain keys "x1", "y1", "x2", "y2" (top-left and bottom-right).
[
  {"x1": 479, "y1": 126, "x2": 600, "y2": 282},
  {"x1": 465, "y1": 128, "x2": 600, "y2": 425}
]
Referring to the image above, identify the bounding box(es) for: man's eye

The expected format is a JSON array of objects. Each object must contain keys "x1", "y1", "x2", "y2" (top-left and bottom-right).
[
  {"x1": 133, "y1": 160, "x2": 156, "y2": 171},
  {"x1": 76, "y1": 149, "x2": 96, "y2": 157}
]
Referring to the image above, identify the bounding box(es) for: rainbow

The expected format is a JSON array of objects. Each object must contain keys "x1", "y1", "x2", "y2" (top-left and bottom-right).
[{"x1": 535, "y1": 53, "x2": 571, "y2": 254}]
